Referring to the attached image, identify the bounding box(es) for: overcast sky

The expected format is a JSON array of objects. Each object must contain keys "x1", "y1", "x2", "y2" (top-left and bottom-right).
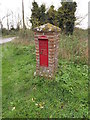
[{"x1": 0, "y1": 0, "x2": 89, "y2": 29}]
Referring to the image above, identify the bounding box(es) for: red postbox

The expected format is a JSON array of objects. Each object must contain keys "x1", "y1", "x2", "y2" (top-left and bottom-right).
[{"x1": 38, "y1": 36, "x2": 48, "y2": 67}]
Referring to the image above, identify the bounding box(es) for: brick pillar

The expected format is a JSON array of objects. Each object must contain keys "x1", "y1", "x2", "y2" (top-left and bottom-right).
[{"x1": 34, "y1": 31, "x2": 60, "y2": 78}]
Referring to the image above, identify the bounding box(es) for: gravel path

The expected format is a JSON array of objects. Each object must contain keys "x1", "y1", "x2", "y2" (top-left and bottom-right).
[{"x1": 0, "y1": 37, "x2": 16, "y2": 44}]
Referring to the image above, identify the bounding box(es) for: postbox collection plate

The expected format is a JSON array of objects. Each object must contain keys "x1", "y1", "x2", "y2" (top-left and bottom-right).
[{"x1": 39, "y1": 36, "x2": 48, "y2": 67}]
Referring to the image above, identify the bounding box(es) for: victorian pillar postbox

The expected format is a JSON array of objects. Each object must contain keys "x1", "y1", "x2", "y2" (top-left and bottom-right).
[{"x1": 34, "y1": 23, "x2": 61, "y2": 78}]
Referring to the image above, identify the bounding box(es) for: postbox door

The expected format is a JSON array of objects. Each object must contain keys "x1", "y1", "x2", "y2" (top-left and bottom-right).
[{"x1": 39, "y1": 39, "x2": 48, "y2": 67}]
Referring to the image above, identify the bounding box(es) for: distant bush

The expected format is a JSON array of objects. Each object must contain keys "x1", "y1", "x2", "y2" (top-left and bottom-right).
[
  {"x1": 2, "y1": 28, "x2": 18, "y2": 37},
  {"x1": 18, "y1": 29, "x2": 34, "y2": 41},
  {"x1": 2, "y1": 28, "x2": 9, "y2": 36}
]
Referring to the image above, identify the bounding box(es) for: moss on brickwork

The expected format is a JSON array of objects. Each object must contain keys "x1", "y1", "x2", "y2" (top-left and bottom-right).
[{"x1": 33, "y1": 23, "x2": 61, "y2": 32}]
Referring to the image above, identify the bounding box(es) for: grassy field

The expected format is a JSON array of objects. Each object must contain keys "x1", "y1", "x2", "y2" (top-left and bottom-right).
[{"x1": 2, "y1": 29, "x2": 88, "y2": 118}]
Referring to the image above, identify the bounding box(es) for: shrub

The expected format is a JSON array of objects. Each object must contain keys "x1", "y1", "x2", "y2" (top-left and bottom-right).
[
  {"x1": 18, "y1": 29, "x2": 34, "y2": 41},
  {"x1": 59, "y1": 29, "x2": 88, "y2": 64}
]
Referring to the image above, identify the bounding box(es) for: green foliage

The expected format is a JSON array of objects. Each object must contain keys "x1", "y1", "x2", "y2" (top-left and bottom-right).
[
  {"x1": 2, "y1": 28, "x2": 18, "y2": 37},
  {"x1": 30, "y1": 1, "x2": 40, "y2": 28},
  {"x1": 57, "y1": 7, "x2": 64, "y2": 31},
  {"x1": 61, "y1": 1, "x2": 77, "y2": 35},
  {"x1": 46, "y1": 5, "x2": 57, "y2": 25},
  {"x1": 59, "y1": 29, "x2": 88, "y2": 64},
  {"x1": 2, "y1": 28, "x2": 9, "y2": 36},
  {"x1": 30, "y1": 1, "x2": 77, "y2": 35},
  {"x1": 18, "y1": 29, "x2": 34, "y2": 41},
  {"x1": 39, "y1": 4, "x2": 46, "y2": 25}
]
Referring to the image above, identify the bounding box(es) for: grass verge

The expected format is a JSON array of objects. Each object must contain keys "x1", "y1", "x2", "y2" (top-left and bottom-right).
[{"x1": 2, "y1": 34, "x2": 88, "y2": 118}]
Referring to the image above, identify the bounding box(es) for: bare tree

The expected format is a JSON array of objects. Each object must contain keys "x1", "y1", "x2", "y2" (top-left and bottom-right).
[
  {"x1": 11, "y1": 11, "x2": 14, "y2": 29},
  {"x1": 16, "y1": 13, "x2": 22, "y2": 30},
  {"x1": 0, "y1": 13, "x2": 11, "y2": 30},
  {"x1": 26, "y1": 16, "x2": 31, "y2": 28},
  {"x1": 6, "y1": 10, "x2": 12, "y2": 31},
  {"x1": 0, "y1": 16, "x2": 5, "y2": 30},
  {"x1": 75, "y1": 14, "x2": 88, "y2": 26},
  {"x1": 22, "y1": 0, "x2": 26, "y2": 29},
  {"x1": 7, "y1": 13, "x2": 9, "y2": 30}
]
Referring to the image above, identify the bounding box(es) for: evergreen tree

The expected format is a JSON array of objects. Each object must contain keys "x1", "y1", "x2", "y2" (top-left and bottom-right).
[
  {"x1": 30, "y1": 1, "x2": 40, "y2": 28},
  {"x1": 57, "y1": 7, "x2": 64, "y2": 31},
  {"x1": 46, "y1": 5, "x2": 57, "y2": 25},
  {"x1": 61, "y1": 0, "x2": 77, "y2": 35},
  {"x1": 30, "y1": 0, "x2": 77, "y2": 35},
  {"x1": 39, "y1": 4, "x2": 46, "y2": 25}
]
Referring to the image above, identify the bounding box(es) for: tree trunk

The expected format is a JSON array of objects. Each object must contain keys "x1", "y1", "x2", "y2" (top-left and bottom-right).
[{"x1": 22, "y1": 0, "x2": 25, "y2": 29}]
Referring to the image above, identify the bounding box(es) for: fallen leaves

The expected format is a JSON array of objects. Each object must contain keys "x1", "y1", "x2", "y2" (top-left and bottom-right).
[
  {"x1": 34, "y1": 72, "x2": 36, "y2": 76},
  {"x1": 12, "y1": 107, "x2": 15, "y2": 111},
  {"x1": 31, "y1": 98, "x2": 45, "y2": 109},
  {"x1": 32, "y1": 98, "x2": 36, "y2": 102},
  {"x1": 35, "y1": 102, "x2": 45, "y2": 109}
]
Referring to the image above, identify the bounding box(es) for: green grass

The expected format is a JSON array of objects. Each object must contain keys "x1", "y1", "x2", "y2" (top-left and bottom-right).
[
  {"x1": 2, "y1": 30, "x2": 88, "y2": 118},
  {"x1": 2, "y1": 34, "x2": 17, "y2": 38},
  {"x1": 59, "y1": 29, "x2": 88, "y2": 64},
  {"x1": 2, "y1": 29, "x2": 18, "y2": 38}
]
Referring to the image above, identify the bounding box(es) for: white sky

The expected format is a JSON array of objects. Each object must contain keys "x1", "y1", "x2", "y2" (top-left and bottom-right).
[{"x1": 0, "y1": 0, "x2": 89, "y2": 29}]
